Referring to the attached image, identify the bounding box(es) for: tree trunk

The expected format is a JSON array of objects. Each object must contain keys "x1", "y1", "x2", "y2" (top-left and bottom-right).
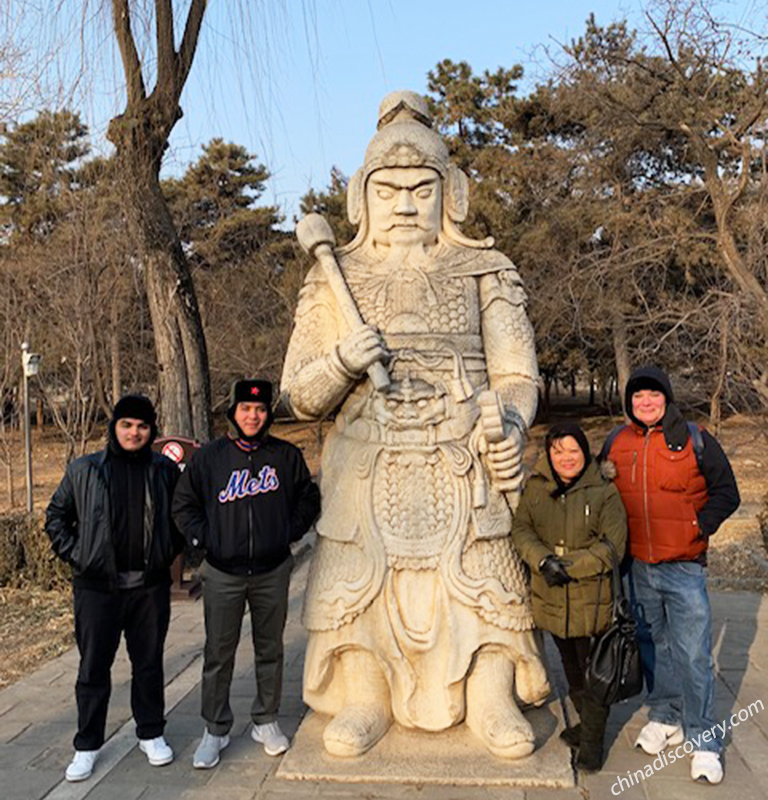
[
  {"x1": 143, "y1": 253, "x2": 193, "y2": 435},
  {"x1": 110, "y1": 295, "x2": 122, "y2": 404},
  {"x1": 715, "y1": 216, "x2": 768, "y2": 329},
  {"x1": 542, "y1": 374, "x2": 552, "y2": 418},
  {"x1": 107, "y1": 0, "x2": 212, "y2": 441},
  {"x1": 709, "y1": 305, "x2": 730, "y2": 434},
  {"x1": 90, "y1": 317, "x2": 113, "y2": 418},
  {"x1": 108, "y1": 125, "x2": 212, "y2": 441},
  {"x1": 611, "y1": 308, "x2": 631, "y2": 417},
  {"x1": 5, "y1": 461, "x2": 12, "y2": 508},
  {"x1": 0, "y1": 417, "x2": 13, "y2": 508},
  {"x1": 701, "y1": 142, "x2": 768, "y2": 333}
]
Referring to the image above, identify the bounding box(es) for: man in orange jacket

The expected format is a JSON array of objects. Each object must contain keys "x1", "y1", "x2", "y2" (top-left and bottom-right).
[{"x1": 604, "y1": 366, "x2": 739, "y2": 785}]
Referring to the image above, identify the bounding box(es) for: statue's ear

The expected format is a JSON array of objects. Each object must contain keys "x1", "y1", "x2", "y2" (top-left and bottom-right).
[
  {"x1": 445, "y1": 165, "x2": 469, "y2": 222},
  {"x1": 347, "y1": 168, "x2": 365, "y2": 225}
]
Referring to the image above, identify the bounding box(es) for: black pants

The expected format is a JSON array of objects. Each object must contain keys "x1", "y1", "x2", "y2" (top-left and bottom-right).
[
  {"x1": 200, "y1": 556, "x2": 293, "y2": 736},
  {"x1": 73, "y1": 583, "x2": 171, "y2": 750},
  {"x1": 551, "y1": 635, "x2": 592, "y2": 699}
]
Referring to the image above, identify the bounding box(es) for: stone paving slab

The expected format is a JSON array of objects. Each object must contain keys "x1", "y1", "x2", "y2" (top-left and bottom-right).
[{"x1": 0, "y1": 545, "x2": 766, "y2": 800}]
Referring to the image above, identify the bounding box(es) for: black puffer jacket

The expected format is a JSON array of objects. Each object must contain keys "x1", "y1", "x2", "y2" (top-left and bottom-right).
[{"x1": 45, "y1": 450, "x2": 182, "y2": 591}]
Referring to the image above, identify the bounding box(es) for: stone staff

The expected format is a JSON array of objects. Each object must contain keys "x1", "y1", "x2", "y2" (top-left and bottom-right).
[{"x1": 295, "y1": 213, "x2": 390, "y2": 391}]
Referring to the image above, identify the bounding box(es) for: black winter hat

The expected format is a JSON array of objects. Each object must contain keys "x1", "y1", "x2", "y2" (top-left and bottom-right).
[
  {"x1": 228, "y1": 379, "x2": 273, "y2": 409},
  {"x1": 109, "y1": 393, "x2": 158, "y2": 451},
  {"x1": 625, "y1": 365, "x2": 689, "y2": 450},
  {"x1": 625, "y1": 365, "x2": 674, "y2": 408},
  {"x1": 112, "y1": 394, "x2": 157, "y2": 426},
  {"x1": 226, "y1": 379, "x2": 274, "y2": 441}
]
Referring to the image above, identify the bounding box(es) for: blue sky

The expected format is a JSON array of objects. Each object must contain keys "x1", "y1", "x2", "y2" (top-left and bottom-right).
[
  {"x1": 174, "y1": 0, "x2": 643, "y2": 221},
  {"x1": 8, "y1": 0, "x2": 762, "y2": 222}
]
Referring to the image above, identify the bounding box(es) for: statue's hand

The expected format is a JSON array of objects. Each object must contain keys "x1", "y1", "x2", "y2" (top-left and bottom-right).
[
  {"x1": 337, "y1": 325, "x2": 389, "y2": 376},
  {"x1": 480, "y1": 425, "x2": 524, "y2": 493}
]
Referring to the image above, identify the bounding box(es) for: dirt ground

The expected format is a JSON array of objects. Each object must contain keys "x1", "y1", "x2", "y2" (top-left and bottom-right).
[{"x1": 1, "y1": 410, "x2": 766, "y2": 688}]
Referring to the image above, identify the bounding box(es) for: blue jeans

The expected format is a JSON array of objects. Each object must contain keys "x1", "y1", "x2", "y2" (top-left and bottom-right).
[{"x1": 627, "y1": 559, "x2": 719, "y2": 753}]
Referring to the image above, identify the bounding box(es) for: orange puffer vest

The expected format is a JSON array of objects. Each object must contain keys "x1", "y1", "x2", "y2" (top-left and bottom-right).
[{"x1": 608, "y1": 424, "x2": 708, "y2": 563}]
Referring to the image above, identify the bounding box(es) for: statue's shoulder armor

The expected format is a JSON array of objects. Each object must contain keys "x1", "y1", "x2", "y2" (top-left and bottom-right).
[
  {"x1": 296, "y1": 263, "x2": 337, "y2": 312},
  {"x1": 336, "y1": 250, "x2": 369, "y2": 274},
  {"x1": 441, "y1": 246, "x2": 521, "y2": 281}
]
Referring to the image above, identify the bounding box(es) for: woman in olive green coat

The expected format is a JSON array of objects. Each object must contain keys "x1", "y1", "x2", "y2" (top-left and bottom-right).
[{"x1": 512, "y1": 423, "x2": 626, "y2": 772}]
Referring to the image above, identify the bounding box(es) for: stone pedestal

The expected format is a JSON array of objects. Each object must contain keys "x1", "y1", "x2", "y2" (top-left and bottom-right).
[{"x1": 277, "y1": 703, "x2": 575, "y2": 788}]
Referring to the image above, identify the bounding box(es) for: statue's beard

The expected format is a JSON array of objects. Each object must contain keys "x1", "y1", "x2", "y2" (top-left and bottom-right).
[{"x1": 368, "y1": 237, "x2": 440, "y2": 270}]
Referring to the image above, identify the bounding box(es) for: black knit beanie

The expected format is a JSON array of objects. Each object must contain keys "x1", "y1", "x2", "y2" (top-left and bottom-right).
[
  {"x1": 109, "y1": 393, "x2": 158, "y2": 453},
  {"x1": 113, "y1": 394, "x2": 157, "y2": 426}
]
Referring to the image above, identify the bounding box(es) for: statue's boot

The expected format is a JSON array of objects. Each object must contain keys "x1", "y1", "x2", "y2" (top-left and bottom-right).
[
  {"x1": 323, "y1": 704, "x2": 393, "y2": 757},
  {"x1": 466, "y1": 649, "x2": 535, "y2": 759},
  {"x1": 514, "y1": 652, "x2": 551, "y2": 708},
  {"x1": 322, "y1": 650, "x2": 393, "y2": 757}
]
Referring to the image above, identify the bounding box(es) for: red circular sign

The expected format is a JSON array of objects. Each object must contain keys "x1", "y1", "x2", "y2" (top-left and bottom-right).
[{"x1": 162, "y1": 441, "x2": 185, "y2": 463}]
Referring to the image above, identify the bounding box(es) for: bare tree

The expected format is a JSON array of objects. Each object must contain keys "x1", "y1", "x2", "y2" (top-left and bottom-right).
[
  {"x1": 558, "y1": 2, "x2": 768, "y2": 406},
  {"x1": 106, "y1": 1, "x2": 212, "y2": 440},
  {"x1": 0, "y1": 269, "x2": 20, "y2": 508}
]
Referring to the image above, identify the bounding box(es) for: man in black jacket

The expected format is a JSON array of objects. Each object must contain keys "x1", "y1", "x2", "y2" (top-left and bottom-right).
[
  {"x1": 46, "y1": 395, "x2": 182, "y2": 782},
  {"x1": 173, "y1": 379, "x2": 320, "y2": 768}
]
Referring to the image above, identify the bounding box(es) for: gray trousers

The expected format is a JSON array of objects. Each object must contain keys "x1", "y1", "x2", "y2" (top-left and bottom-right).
[{"x1": 200, "y1": 556, "x2": 293, "y2": 735}]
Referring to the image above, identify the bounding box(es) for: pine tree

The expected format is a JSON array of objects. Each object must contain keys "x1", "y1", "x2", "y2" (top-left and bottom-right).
[{"x1": 0, "y1": 110, "x2": 89, "y2": 241}]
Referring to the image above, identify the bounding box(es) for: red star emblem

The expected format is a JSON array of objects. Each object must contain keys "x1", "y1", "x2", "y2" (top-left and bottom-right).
[{"x1": 250, "y1": 386, "x2": 260, "y2": 396}]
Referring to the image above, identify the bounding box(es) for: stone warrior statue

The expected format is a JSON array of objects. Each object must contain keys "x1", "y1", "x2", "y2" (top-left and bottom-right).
[{"x1": 281, "y1": 91, "x2": 550, "y2": 759}]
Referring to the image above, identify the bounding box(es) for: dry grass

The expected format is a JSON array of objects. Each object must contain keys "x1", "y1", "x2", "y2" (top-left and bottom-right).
[{"x1": 0, "y1": 586, "x2": 74, "y2": 688}]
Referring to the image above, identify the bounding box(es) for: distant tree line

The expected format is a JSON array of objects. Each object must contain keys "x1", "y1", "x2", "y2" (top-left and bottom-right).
[{"x1": 0, "y1": 1, "x2": 766, "y2": 465}]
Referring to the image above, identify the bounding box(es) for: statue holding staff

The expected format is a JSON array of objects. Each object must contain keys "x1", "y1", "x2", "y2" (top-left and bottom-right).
[{"x1": 281, "y1": 91, "x2": 550, "y2": 759}]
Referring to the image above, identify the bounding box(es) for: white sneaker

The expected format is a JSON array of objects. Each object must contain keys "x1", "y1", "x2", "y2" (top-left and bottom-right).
[
  {"x1": 251, "y1": 721, "x2": 290, "y2": 756},
  {"x1": 65, "y1": 749, "x2": 99, "y2": 782},
  {"x1": 192, "y1": 728, "x2": 230, "y2": 769},
  {"x1": 691, "y1": 751, "x2": 723, "y2": 784},
  {"x1": 139, "y1": 735, "x2": 174, "y2": 766},
  {"x1": 635, "y1": 721, "x2": 685, "y2": 755}
]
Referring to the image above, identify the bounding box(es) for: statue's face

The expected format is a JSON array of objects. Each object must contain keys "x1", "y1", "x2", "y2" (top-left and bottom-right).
[{"x1": 366, "y1": 167, "x2": 442, "y2": 247}]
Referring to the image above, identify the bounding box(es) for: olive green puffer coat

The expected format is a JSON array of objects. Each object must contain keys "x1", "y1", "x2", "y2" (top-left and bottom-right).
[{"x1": 512, "y1": 456, "x2": 627, "y2": 639}]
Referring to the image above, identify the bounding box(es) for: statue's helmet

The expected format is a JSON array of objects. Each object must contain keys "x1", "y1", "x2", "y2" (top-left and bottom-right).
[{"x1": 346, "y1": 91, "x2": 470, "y2": 233}]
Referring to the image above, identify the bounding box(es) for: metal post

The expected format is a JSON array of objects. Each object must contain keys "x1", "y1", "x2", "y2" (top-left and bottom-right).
[{"x1": 22, "y1": 342, "x2": 32, "y2": 513}]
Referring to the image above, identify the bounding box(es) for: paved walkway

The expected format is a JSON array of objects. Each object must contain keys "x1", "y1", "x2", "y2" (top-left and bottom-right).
[{"x1": 1, "y1": 549, "x2": 766, "y2": 800}]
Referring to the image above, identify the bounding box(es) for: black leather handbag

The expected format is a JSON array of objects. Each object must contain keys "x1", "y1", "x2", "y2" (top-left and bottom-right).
[{"x1": 584, "y1": 539, "x2": 644, "y2": 705}]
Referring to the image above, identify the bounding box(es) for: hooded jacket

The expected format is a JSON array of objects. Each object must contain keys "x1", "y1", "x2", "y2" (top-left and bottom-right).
[
  {"x1": 45, "y1": 448, "x2": 182, "y2": 592},
  {"x1": 512, "y1": 456, "x2": 627, "y2": 639},
  {"x1": 607, "y1": 366, "x2": 740, "y2": 563}
]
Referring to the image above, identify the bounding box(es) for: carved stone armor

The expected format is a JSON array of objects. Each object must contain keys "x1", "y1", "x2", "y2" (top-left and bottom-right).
[
  {"x1": 280, "y1": 90, "x2": 550, "y2": 752},
  {"x1": 283, "y1": 246, "x2": 544, "y2": 729}
]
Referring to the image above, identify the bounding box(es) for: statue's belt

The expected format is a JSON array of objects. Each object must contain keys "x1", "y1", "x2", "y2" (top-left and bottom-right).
[{"x1": 340, "y1": 418, "x2": 475, "y2": 447}]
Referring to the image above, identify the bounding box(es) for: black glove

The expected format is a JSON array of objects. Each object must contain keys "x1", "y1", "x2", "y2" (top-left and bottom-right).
[{"x1": 539, "y1": 555, "x2": 574, "y2": 587}]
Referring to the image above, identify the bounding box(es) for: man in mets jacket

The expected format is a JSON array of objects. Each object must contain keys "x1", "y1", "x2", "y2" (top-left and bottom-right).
[{"x1": 173, "y1": 378, "x2": 320, "y2": 769}]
